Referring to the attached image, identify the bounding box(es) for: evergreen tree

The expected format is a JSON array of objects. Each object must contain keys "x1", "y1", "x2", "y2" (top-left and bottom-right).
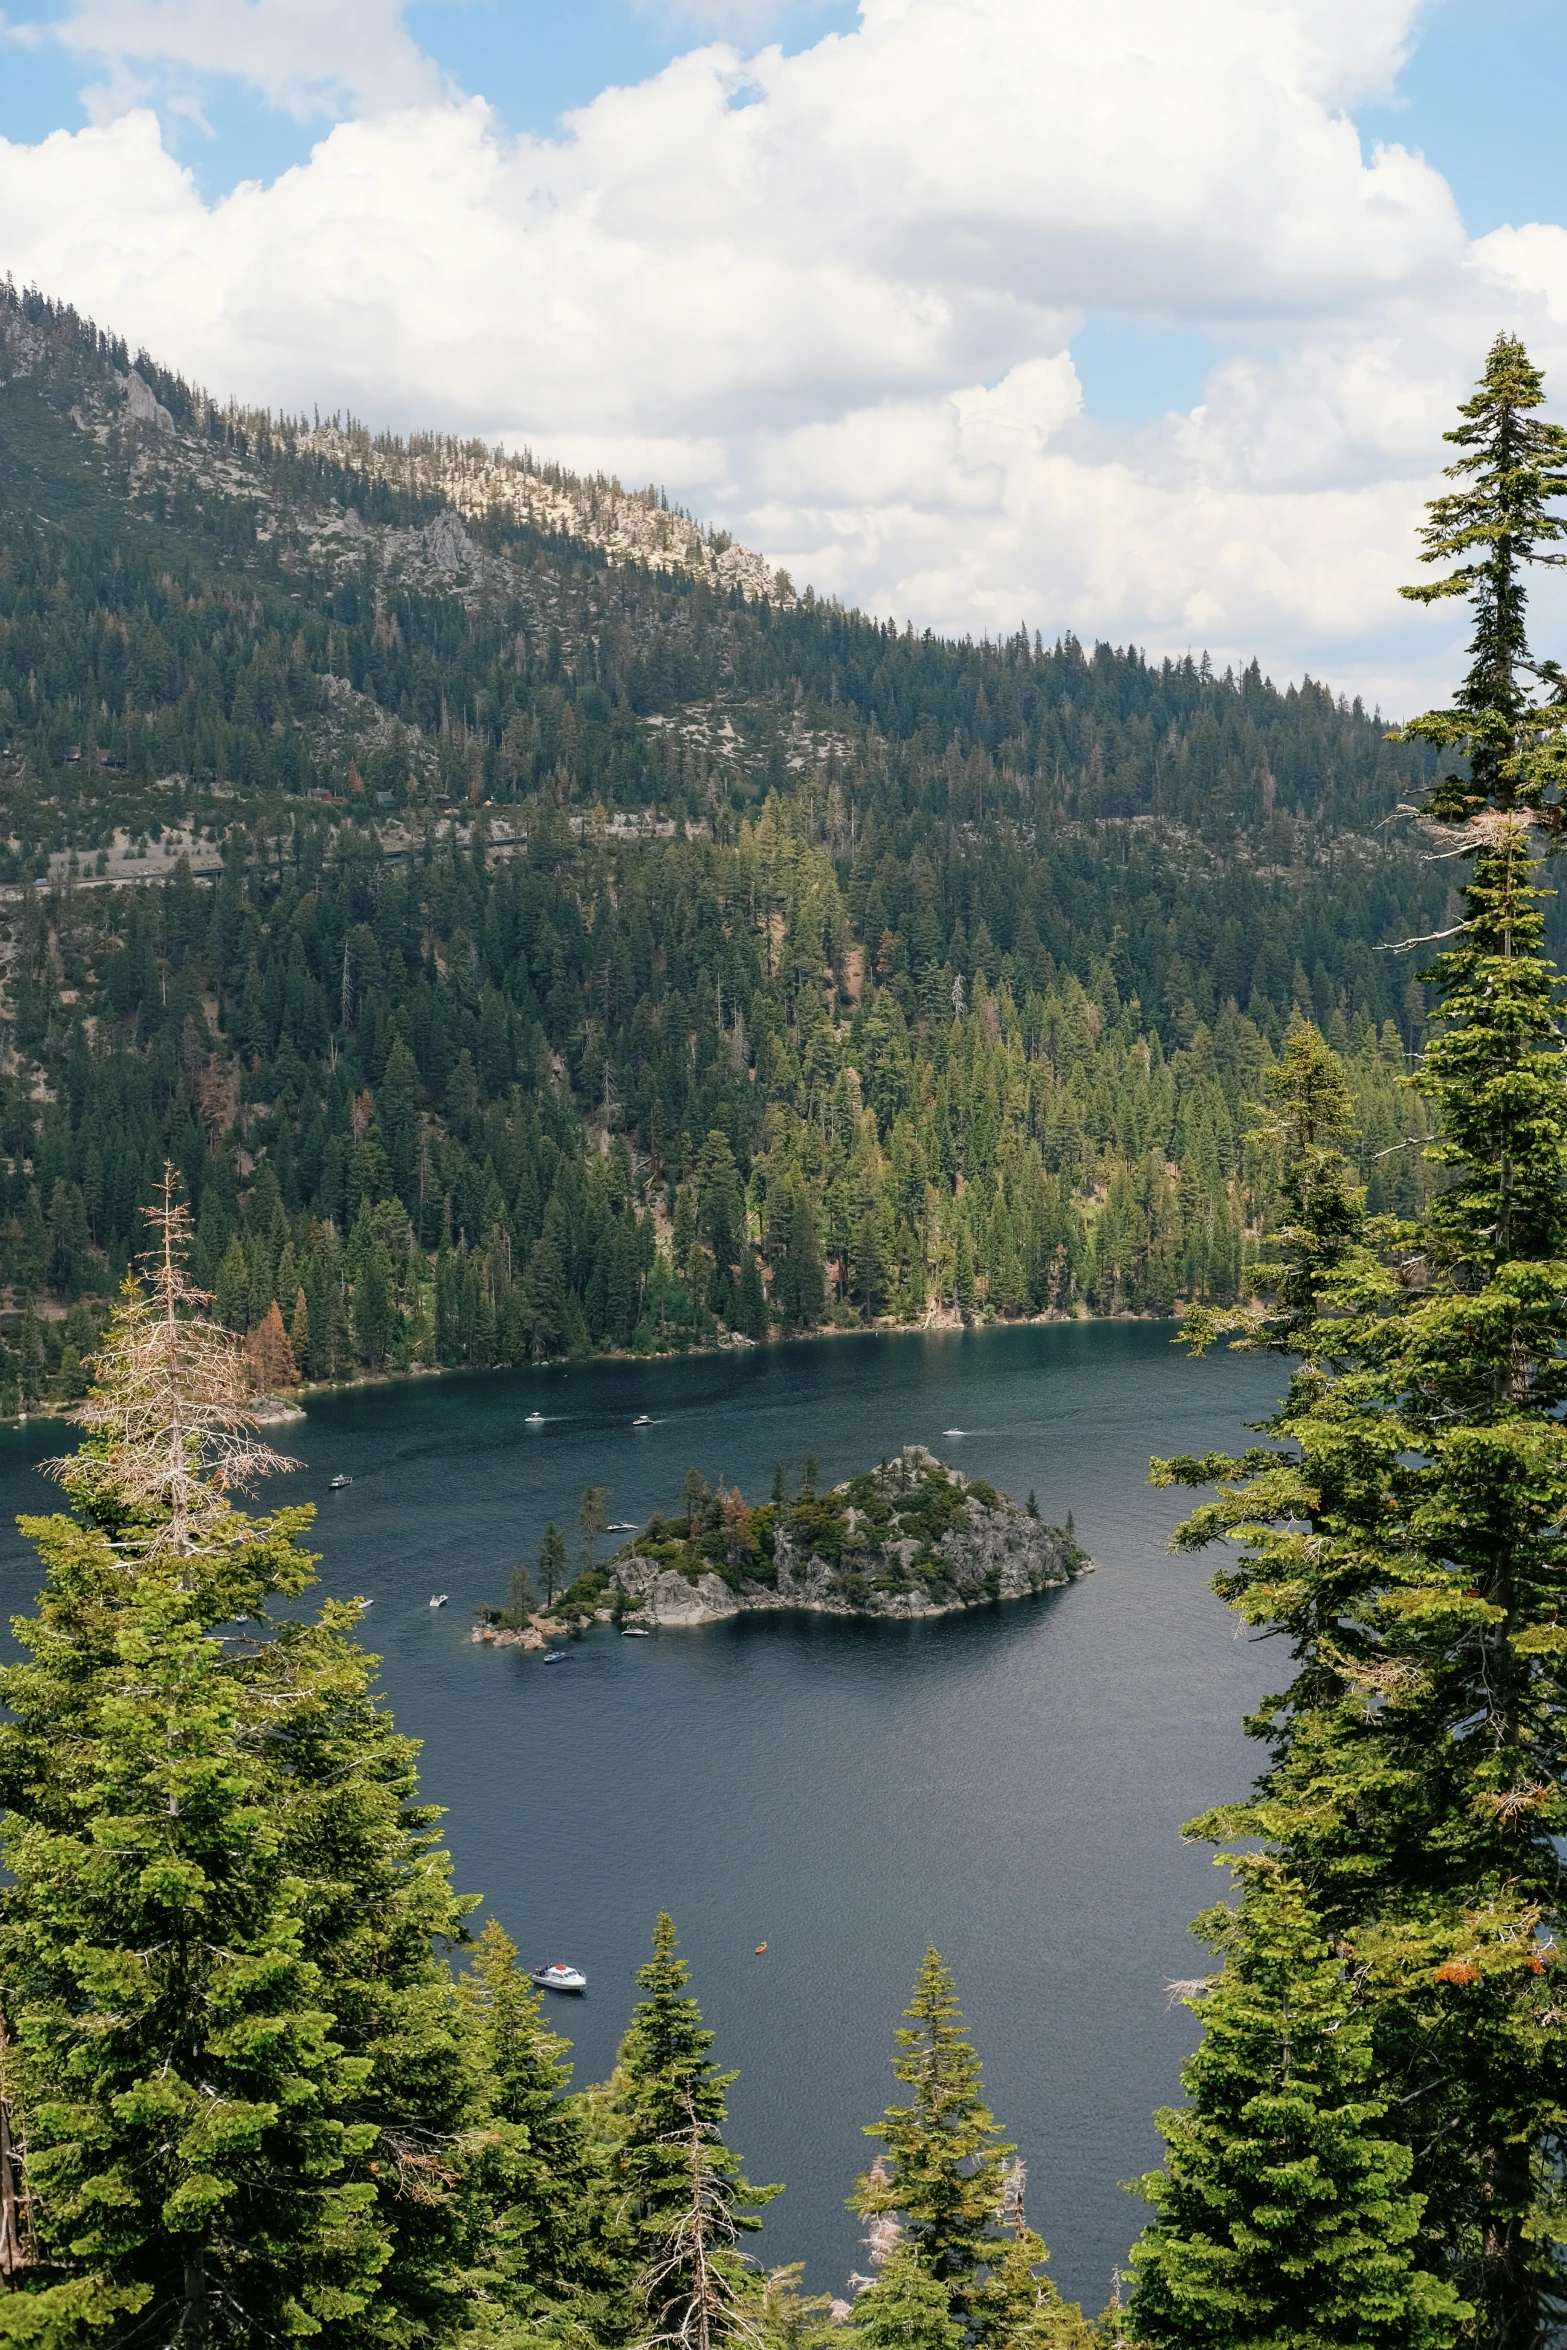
[
  {"x1": 0, "y1": 1196, "x2": 383, "y2": 2341},
  {"x1": 614, "y1": 1915, "x2": 777, "y2": 2349},
  {"x1": 455, "y1": 1920, "x2": 616, "y2": 2335},
  {"x1": 851, "y1": 1950, "x2": 1012, "y2": 2306},
  {"x1": 579, "y1": 1484, "x2": 610, "y2": 1577},
  {"x1": 849, "y1": 2248, "x2": 964, "y2": 2350},
  {"x1": 0, "y1": 1184, "x2": 492, "y2": 2347},
  {"x1": 1130, "y1": 1866, "x2": 1465, "y2": 2350},
  {"x1": 539, "y1": 1522, "x2": 569, "y2": 1607},
  {"x1": 1398, "y1": 333, "x2": 1567, "y2": 826},
  {"x1": 972, "y1": 2232, "x2": 1098, "y2": 2350},
  {"x1": 735, "y1": 1249, "x2": 768, "y2": 1340}
]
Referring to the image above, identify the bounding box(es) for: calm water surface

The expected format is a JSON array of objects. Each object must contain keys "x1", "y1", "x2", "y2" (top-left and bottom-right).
[{"x1": 0, "y1": 1323, "x2": 1282, "y2": 2311}]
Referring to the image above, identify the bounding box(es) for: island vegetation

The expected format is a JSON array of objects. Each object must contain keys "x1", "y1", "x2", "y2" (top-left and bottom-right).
[{"x1": 476, "y1": 1450, "x2": 1086, "y2": 1640}]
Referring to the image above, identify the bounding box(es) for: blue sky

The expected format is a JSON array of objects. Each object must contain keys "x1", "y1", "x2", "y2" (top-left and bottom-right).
[
  {"x1": 2, "y1": 0, "x2": 1562, "y2": 432},
  {"x1": 2, "y1": 0, "x2": 1565, "y2": 700}
]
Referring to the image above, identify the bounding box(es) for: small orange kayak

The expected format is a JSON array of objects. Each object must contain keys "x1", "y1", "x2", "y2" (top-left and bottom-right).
[{"x1": 754, "y1": 1943, "x2": 768, "y2": 1955}]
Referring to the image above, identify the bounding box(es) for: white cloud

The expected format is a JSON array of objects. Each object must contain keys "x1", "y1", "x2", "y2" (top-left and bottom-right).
[
  {"x1": 40, "y1": 0, "x2": 437, "y2": 119},
  {"x1": 0, "y1": 0, "x2": 1561, "y2": 707}
]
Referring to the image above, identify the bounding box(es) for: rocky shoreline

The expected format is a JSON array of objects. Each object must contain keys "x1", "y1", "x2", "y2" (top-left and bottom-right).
[{"x1": 473, "y1": 1449, "x2": 1091, "y2": 1643}]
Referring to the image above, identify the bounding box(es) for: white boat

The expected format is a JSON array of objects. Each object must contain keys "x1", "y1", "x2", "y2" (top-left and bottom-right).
[
  {"x1": 525, "y1": 1412, "x2": 545, "y2": 1427},
  {"x1": 942, "y1": 1429, "x2": 965, "y2": 1438},
  {"x1": 622, "y1": 1625, "x2": 651, "y2": 1637},
  {"x1": 429, "y1": 1594, "x2": 448, "y2": 1609},
  {"x1": 609, "y1": 1521, "x2": 639, "y2": 1532},
  {"x1": 542, "y1": 1650, "x2": 566, "y2": 1664},
  {"x1": 632, "y1": 1414, "x2": 653, "y2": 1427},
  {"x1": 329, "y1": 1474, "x2": 352, "y2": 1490},
  {"x1": 530, "y1": 1962, "x2": 587, "y2": 1994}
]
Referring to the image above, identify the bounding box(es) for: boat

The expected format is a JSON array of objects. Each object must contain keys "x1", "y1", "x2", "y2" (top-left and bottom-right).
[
  {"x1": 609, "y1": 1521, "x2": 639, "y2": 1532},
  {"x1": 542, "y1": 1651, "x2": 566, "y2": 1664},
  {"x1": 329, "y1": 1474, "x2": 353, "y2": 1490},
  {"x1": 632, "y1": 1413, "x2": 653, "y2": 1427},
  {"x1": 755, "y1": 1943, "x2": 767, "y2": 1955},
  {"x1": 525, "y1": 1412, "x2": 545, "y2": 1427},
  {"x1": 942, "y1": 1429, "x2": 965, "y2": 1438},
  {"x1": 429, "y1": 1594, "x2": 448, "y2": 1609},
  {"x1": 530, "y1": 1962, "x2": 587, "y2": 1995},
  {"x1": 622, "y1": 1625, "x2": 650, "y2": 1637}
]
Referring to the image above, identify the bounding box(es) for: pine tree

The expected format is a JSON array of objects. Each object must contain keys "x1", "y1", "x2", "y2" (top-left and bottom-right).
[
  {"x1": 1398, "y1": 333, "x2": 1567, "y2": 827},
  {"x1": 1130, "y1": 1866, "x2": 1466, "y2": 2350},
  {"x1": 849, "y1": 2247, "x2": 964, "y2": 2350},
  {"x1": 851, "y1": 1950, "x2": 1012, "y2": 2307},
  {"x1": 0, "y1": 1179, "x2": 492, "y2": 2347},
  {"x1": 1149, "y1": 857, "x2": 1567, "y2": 2345},
  {"x1": 455, "y1": 1920, "x2": 616, "y2": 2335},
  {"x1": 539, "y1": 1522, "x2": 569, "y2": 1606},
  {"x1": 0, "y1": 1188, "x2": 383, "y2": 2340},
  {"x1": 614, "y1": 1915, "x2": 777, "y2": 2350},
  {"x1": 973, "y1": 2230, "x2": 1098, "y2": 2350}
]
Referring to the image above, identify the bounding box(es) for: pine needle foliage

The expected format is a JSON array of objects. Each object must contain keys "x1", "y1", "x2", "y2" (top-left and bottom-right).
[
  {"x1": 615, "y1": 1915, "x2": 777, "y2": 2350},
  {"x1": 1397, "y1": 334, "x2": 1567, "y2": 827},
  {"x1": 848, "y1": 2248, "x2": 965, "y2": 2350},
  {"x1": 851, "y1": 1951, "x2": 1014, "y2": 2306},
  {"x1": 1130, "y1": 1866, "x2": 1466, "y2": 2350},
  {"x1": 454, "y1": 1919, "x2": 618, "y2": 2339},
  {"x1": 1142, "y1": 835, "x2": 1567, "y2": 2346},
  {"x1": 1136, "y1": 336, "x2": 1567, "y2": 2350},
  {"x1": 0, "y1": 1189, "x2": 493, "y2": 2349}
]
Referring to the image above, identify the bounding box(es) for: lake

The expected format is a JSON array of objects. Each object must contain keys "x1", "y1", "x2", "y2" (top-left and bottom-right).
[{"x1": 0, "y1": 1321, "x2": 1283, "y2": 2314}]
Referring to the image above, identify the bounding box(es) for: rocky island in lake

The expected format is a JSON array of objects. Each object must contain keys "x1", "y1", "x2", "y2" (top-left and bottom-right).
[{"x1": 476, "y1": 1448, "x2": 1090, "y2": 1641}]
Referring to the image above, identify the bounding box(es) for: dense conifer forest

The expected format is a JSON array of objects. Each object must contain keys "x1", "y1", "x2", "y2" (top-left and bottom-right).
[
  {"x1": 0, "y1": 284, "x2": 1449, "y2": 1403},
  {"x1": 4, "y1": 285, "x2": 1567, "y2": 2350}
]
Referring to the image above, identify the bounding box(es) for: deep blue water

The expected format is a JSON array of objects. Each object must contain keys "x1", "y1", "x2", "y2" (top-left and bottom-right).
[{"x1": 0, "y1": 1322, "x2": 1282, "y2": 2313}]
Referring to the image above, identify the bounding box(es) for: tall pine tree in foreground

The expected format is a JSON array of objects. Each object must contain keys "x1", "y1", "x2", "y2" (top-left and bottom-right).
[
  {"x1": 0, "y1": 1179, "x2": 497, "y2": 2347},
  {"x1": 613, "y1": 1913, "x2": 777, "y2": 2350},
  {"x1": 852, "y1": 1951, "x2": 1093, "y2": 2349},
  {"x1": 1132, "y1": 335, "x2": 1567, "y2": 2350}
]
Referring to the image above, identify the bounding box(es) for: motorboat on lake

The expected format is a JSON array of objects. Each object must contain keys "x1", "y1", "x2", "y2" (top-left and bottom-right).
[
  {"x1": 530, "y1": 1962, "x2": 587, "y2": 1995},
  {"x1": 609, "y1": 1521, "x2": 638, "y2": 1532},
  {"x1": 429, "y1": 1594, "x2": 448, "y2": 1609},
  {"x1": 525, "y1": 1412, "x2": 545, "y2": 1427},
  {"x1": 622, "y1": 1626, "x2": 650, "y2": 1637},
  {"x1": 632, "y1": 1414, "x2": 653, "y2": 1427},
  {"x1": 542, "y1": 1651, "x2": 566, "y2": 1664},
  {"x1": 329, "y1": 1474, "x2": 352, "y2": 1490}
]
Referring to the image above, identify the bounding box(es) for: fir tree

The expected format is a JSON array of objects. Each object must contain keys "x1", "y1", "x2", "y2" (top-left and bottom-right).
[
  {"x1": 1130, "y1": 1866, "x2": 1466, "y2": 2350},
  {"x1": 0, "y1": 1192, "x2": 386, "y2": 2342},
  {"x1": 851, "y1": 1950, "x2": 1013, "y2": 2307},
  {"x1": 614, "y1": 1915, "x2": 777, "y2": 2350},
  {"x1": 1149, "y1": 845, "x2": 1567, "y2": 2343},
  {"x1": 849, "y1": 2248, "x2": 964, "y2": 2350},
  {"x1": 0, "y1": 1181, "x2": 491, "y2": 2347},
  {"x1": 972, "y1": 2230, "x2": 1098, "y2": 2350},
  {"x1": 455, "y1": 1920, "x2": 615, "y2": 2336},
  {"x1": 539, "y1": 1522, "x2": 569, "y2": 1606},
  {"x1": 1398, "y1": 333, "x2": 1567, "y2": 827}
]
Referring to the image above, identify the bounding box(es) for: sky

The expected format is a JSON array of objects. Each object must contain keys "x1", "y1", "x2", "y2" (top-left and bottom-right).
[{"x1": 2, "y1": 0, "x2": 1567, "y2": 712}]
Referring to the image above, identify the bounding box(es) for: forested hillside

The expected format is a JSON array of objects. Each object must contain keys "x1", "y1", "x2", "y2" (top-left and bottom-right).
[{"x1": 0, "y1": 282, "x2": 1450, "y2": 1404}]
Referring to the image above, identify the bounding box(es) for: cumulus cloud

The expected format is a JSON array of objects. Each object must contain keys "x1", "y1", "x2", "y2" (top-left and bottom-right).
[
  {"x1": 0, "y1": 0, "x2": 1561, "y2": 705},
  {"x1": 35, "y1": 0, "x2": 438, "y2": 118}
]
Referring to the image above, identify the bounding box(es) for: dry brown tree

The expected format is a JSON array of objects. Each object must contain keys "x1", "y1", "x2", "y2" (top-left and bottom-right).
[{"x1": 45, "y1": 1164, "x2": 298, "y2": 1553}]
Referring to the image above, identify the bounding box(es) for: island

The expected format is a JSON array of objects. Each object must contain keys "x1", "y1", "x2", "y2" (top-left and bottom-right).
[{"x1": 475, "y1": 1449, "x2": 1091, "y2": 1644}]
